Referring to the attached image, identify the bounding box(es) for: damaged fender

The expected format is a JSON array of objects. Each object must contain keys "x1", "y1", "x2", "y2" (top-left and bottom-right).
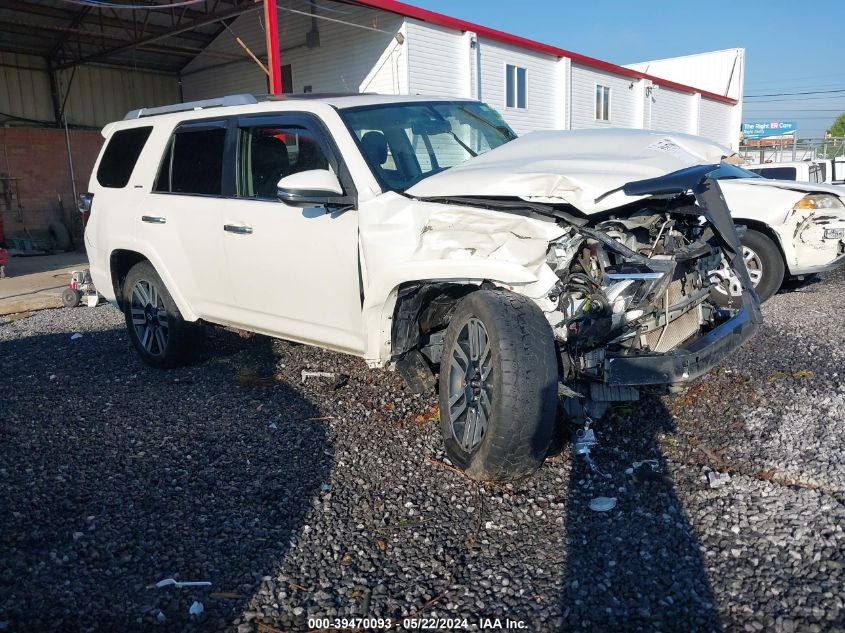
[{"x1": 358, "y1": 192, "x2": 565, "y2": 364}]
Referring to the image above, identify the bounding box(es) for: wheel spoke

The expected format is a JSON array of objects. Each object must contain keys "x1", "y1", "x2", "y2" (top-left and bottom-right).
[
  {"x1": 478, "y1": 338, "x2": 492, "y2": 380},
  {"x1": 133, "y1": 281, "x2": 151, "y2": 307},
  {"x1": 131, "y1": 307, "x2": 145, "y2": 326},
  {"x1": 452, "y1": 337, "x2": 470, "y2": 371},
  {"x1": 149, "y1": 284, "x2": 159, "y2": 309},
  {"x1": 448, "y1": 380, "x2": 465, "y2": 407},
  {"x1": 747, "y1": 269, "x2": 763, "y2": 284},
  {"x1": 467, "y1": 320, "x2": 480, "y2": 361},
  {"x1": 153, "y1": 327, "x2": 167, "y2": 354},
  {"x1": 475, "y1": 394, "x2": 489, "y2": 442},
  {"x1": 450, "y1": 394, "x2": 468, "y2": 424},
  {"x1": 462, "y1": 407, "x2": 477, "y2": 451},
  {"x1": 139, "y1": 326, "x2": 153, "y2": 352}
]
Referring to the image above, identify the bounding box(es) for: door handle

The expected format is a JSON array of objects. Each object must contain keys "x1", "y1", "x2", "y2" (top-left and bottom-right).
[
  {"x1": 141, "y1": 215, "x2": 166, "y2": 224},
  {"x1": 224, "y1": 224, "x2": 253, "y2": 235}
]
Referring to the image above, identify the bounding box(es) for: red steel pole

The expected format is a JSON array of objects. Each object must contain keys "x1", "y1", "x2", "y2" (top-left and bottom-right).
[{"x1": 263, "y1": 0, "x2": 282, "y2": 94}]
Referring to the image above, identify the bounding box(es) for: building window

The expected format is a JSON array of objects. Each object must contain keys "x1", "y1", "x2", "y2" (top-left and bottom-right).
[
  {"x1": 595, "y1": 85, "x2": 611, "y2": 121},
  {"x1": 505, "y1": 64, "x2": 527, "y2": 109}
]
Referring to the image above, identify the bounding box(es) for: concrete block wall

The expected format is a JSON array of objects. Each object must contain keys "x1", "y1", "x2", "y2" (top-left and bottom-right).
[{"x1": 0, "y1": 127, "x2": 103, "y2": 243}]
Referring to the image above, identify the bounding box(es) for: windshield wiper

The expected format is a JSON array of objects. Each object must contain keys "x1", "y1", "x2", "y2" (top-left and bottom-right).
[
  {"x1": 456, "y1": 106, "x2": 517, "y2": 141},
  {"x1": 448, "y1": 131, "x2": 478, "y2": 157}
]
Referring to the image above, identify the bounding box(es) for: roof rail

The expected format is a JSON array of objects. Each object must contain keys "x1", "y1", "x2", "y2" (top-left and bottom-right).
[{"x1": 123, "y1": 94, "x2": 258, "y2": 120}]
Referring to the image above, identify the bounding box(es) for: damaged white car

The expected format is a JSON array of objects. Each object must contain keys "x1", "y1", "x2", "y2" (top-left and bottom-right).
[
  {"x1": 84, "y1": 94, "x2": 760, "y2": 481},
  {"x1": 710, "y1": 172, "x2": 845, "y2": 303}
]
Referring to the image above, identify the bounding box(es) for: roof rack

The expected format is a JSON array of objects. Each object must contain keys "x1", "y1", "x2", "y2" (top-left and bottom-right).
[{"x1": 123, "y1": 94, "x2": 258, "y2": 120}]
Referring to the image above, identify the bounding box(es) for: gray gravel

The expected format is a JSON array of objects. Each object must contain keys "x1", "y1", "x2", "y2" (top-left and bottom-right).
[{"x1": 1, "y1": 270, "x2": 844, "y2": 632}]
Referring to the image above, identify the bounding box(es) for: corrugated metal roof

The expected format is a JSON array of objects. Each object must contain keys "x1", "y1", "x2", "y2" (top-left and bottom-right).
[
  {"x1": 0, "y1": 0, "x2": 738, "y2": 105},
  {"x1": 0, "y1": 0, "x2": 256, "y2": 73}
]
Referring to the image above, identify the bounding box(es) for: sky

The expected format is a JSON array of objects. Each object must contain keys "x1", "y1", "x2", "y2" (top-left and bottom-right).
[{"x1": 410, "y1": 0, "x2": 845, "y2": 138}]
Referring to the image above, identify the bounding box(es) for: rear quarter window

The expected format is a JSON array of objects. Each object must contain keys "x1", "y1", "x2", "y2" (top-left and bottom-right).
[{"x1": 96, "y1": 126, "x2": 153, "y2": 188}]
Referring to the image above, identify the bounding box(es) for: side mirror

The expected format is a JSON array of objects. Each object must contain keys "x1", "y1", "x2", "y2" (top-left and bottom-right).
[{"x1": 277, "y1": 169, "x2": 345, "y2": 207}]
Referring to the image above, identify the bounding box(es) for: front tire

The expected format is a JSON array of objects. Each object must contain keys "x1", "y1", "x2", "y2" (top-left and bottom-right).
[
  {"x1": 710, "y1": 229, "x2": 784, "y2": 306},
  {"x1": 438, "y1": 290, "x2": 558, "y2": 482},
  {"x1": 123, "y1": 261, "x2": 196, "y2": 368}
]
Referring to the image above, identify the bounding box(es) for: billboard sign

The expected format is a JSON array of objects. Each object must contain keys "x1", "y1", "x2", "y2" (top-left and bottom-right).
[{"x1": 742, "y1": 121, "x2": 798, "y2": 140}]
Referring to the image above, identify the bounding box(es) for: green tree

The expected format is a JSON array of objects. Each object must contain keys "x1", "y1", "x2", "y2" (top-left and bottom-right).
[
  {"x1": 828, "y1": 113, "x2": 845, "y2": 137},
  {"x1": 817, "y1": 114, "x2": 845, "y2": 158}
]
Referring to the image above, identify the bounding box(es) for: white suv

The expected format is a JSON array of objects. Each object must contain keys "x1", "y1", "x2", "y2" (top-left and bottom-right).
[{"x1": 84, "y1": 94, "x2": 760, "y2": 481}]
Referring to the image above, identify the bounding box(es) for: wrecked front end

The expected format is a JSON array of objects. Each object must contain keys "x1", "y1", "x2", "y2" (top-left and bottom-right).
[
  {"x1": 430, "y1": 164, "x2": 762, "y2": 421},
  {"x1": 548, "y1": 165, "x2": 761, "y2": 419}
]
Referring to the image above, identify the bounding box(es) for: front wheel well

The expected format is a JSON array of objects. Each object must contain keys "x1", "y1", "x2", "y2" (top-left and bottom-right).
[
  {"x1": 109, "y1": 250, "x2": 148, "y2": 309},
  {"x1": 734, "y1": 220, "x2": 787, "y2": 264},
  {"x1": 391, "y1": 282, "x2": 482, "y2": 362}
]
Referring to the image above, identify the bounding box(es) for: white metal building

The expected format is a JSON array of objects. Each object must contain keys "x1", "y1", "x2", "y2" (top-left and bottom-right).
[{"x1": 180, "y1": 0, "x2": 744, "y2": 149}]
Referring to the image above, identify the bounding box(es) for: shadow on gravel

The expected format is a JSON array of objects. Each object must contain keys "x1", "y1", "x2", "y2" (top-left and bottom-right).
[
  {"x1": 0, "y1": 327, "x2": 332, "y2": 632},
  {"x1": 558, "y1": 396, "x2": 721, "y2": 632},
  {"x1": 777, "y1": 274, "x2": 822, "y2": 295}
]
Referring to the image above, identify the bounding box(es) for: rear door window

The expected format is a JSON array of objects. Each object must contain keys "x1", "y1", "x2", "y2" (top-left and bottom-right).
[
  {"x1": 96, "y1": 126, "x2": 152, "y2": 188},
  {"x1": 154, "y1": 123, "x2": 227, "y2": 196}
]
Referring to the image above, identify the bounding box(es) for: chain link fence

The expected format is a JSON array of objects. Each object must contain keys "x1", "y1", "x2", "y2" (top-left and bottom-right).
[{"x1": 738, "y1": 136, "x2": 845, "y2": 163}]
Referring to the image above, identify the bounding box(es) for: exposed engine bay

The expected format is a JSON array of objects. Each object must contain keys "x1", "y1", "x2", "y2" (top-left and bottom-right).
[{"x1": 544, "y1": 204, "x2": 725, "y2": 379}]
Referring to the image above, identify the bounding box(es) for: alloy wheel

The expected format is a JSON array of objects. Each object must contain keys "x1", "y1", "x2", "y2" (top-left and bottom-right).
[
  {"x1": 712, "y1": 246, "x2": 764, "y2": 297},
  {"x1": 447, "y1": 318, "x2": 493, "y2": 452},
  {"x1": 130, "y1": 279, "x2": 169, "y2": 356}
]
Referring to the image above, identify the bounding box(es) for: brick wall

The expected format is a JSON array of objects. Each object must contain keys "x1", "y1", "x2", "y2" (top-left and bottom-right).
[{"x1": 0, "y1": 126, "x2": 104, "y2": 244}]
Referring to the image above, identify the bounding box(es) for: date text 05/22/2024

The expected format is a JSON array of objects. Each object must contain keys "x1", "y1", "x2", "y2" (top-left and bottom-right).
[{"x1": 306, "y1": 617, "x2": 529, "y2": 630}]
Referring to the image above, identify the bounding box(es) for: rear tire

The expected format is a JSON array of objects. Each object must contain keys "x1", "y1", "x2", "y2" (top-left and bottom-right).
[
  {"x1": 48, "y1": 222, "x2": 71, "y2": 252},
  {"x1": 123, "y1": 261, "x2": 197, "y2": 368},
  {"x1": 710, "y1": 229, "x2": 784, "y2": 306},
  {"x1": 438, "y1": 290, "x2": 558, "y2": 482}
]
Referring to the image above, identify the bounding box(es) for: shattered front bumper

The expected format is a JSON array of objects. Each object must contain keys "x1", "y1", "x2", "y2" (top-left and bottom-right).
[
  {"x1": 790, "y1": 251, "x2": 845, "y2": 276},
  {"x1": 603, "y1": 291, "x2": 760, "y2": 387}
]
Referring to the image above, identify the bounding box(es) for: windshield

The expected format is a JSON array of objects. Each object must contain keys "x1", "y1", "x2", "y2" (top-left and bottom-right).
[
  {"x1": 712, "y1": 162, "x2": 762, "y2": 180},
  {"x1": 340, "y1": 101, "x2": 516, "y2": 192}
]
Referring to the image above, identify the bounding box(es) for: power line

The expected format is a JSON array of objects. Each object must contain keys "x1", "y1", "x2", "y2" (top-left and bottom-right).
[
  {"x1": 744, "y1": 94, "x2": 845, "y2": 103},
  {"x1": 746, "y1": 88, "x2": 845, "y2": 98},
  {"x1": 742, "y1": 109, "x2": 844, "y2": 113}
]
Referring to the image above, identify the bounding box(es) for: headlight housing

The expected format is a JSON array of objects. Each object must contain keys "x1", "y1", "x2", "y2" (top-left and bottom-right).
[{"x1": 793, "y1": 194, "x2": 845, "y2": 211}]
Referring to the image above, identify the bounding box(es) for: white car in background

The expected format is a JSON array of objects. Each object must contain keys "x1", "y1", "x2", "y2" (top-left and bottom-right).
[
  {"x1": 745, "y1": 161, "x2": 824, "y2": 184},
  {"x1": 710, "y1": 170, "x2": 845, "y2": 304}
]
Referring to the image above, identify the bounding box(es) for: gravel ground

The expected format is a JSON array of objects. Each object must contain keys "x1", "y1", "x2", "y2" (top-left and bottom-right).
[{"x1": 1, "y1": 271, "x2": 843, "y2": 633}]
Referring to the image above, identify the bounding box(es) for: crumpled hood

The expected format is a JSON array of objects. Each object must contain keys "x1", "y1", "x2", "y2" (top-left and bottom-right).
[{"x1": 406, "y1": 128, "x2": 732, "y2": 214}]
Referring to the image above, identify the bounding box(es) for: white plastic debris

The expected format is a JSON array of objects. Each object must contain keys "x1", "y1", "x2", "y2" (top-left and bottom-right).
[
  {"x1": 707, "y1": 470, "x2": 731, "y2": 489},
  {"x1": 156, "y1": 611, "x2": 167, "y2": 623},
  {"x1": 589, "y1": 496, "x2": 617, "y2": 512},
  {"x1": 70, "y1": 333, "x2": 82, "y2": 340},
  {"x1": 301, "y1": 370, "x2": 336, "y2": 383},
  {"x1": 152, "y1": 578, "x2": 212, "y2": 589},
  {"x1": 189, "y1": 601, "x2": 204, "y2": 616}
]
